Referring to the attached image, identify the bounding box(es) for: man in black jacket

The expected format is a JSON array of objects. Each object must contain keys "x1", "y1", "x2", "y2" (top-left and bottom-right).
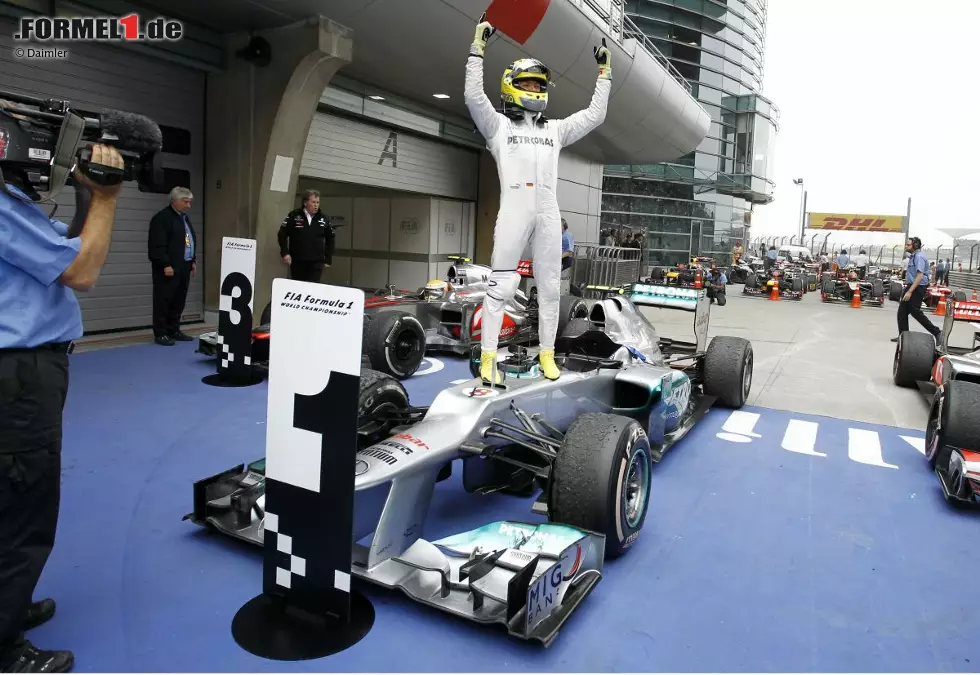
[
  {"x1": 277, "y1": 189, "x2": 335, "y2": 283},
  {"x1": 147, "y1": 187, "x2": 197, "y2": 346}
]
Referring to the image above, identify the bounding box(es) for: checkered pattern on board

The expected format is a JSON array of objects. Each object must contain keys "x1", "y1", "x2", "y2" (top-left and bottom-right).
[
  {"x1": 216, "y1": 332, "x2": 252, "y2": 369},
  {"x1": 264, "y1": 510, "x2": 350, "y2": 592}
]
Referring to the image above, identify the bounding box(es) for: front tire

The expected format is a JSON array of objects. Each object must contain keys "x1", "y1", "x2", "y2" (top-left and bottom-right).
[
  {"x1": 702, "y1": 336, "x2": 753, "y2": 408},
  {"x1": 550, "y1": 413, "x2": 652, "y2": 559},
  {"x1": 357, "y1": 369, "x2": 411, "y2": 448}
]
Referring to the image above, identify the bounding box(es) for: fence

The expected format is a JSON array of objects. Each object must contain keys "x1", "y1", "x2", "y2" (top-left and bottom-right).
[
  {"x1": 570, "y1": 243, "x2": 643, "y2": 290},
  {"x1": 947, "y1": 271, "x2": 980, "y2": 294}
]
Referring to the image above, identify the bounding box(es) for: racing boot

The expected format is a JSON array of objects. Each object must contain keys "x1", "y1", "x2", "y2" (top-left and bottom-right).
[
  {"x1": 480, "y1": 350, "x2": 502, "y2": 386},
  {"x1": 538, "y1": 349, "x2": 560, "y2": 380}
]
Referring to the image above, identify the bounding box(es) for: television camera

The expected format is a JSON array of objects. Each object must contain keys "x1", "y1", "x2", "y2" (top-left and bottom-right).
[{"x1": 0, "y1": 88, "x2": 166, "y2": 201}]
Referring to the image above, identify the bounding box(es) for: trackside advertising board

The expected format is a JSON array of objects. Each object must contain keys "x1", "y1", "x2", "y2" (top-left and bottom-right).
[
  {"x1": 216, "y1": 237, "x2": 257, "y2": 379},
  {"x1": 262, "y1": 279, "x2": 365, "y2": 622},
  {"x1": 806, "y1": 212, "x2": 907, "y2": 233}
]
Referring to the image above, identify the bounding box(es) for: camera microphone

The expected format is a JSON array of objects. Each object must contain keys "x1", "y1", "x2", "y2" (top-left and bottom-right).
[
  {"x1": 76, "y1": 109, "x2": 163, "y2": 186},
  {"x1": 95, "y1": 109, "x2": 163, "y2": 154}
]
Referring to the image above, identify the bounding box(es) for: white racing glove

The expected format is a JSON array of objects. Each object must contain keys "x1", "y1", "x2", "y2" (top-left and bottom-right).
[
  {"x1": 470, "y1": 15, "x2": 496, "y2": 57},
  {"x1": 594, "y1": 38, "x2": 611, "y2": 79}
]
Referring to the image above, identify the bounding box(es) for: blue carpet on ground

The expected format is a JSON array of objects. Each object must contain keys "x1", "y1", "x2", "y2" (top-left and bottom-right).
[{"x1": 26, "y1": 340, "x2": 980, "y2": 672}]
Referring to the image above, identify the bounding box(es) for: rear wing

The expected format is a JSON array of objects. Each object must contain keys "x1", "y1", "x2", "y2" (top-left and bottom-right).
[
  {"x1": 447, "y1": 255, "x2": 472, "y2": 263},
  {"x1": 941, "y1": 298, "x2": 980, "y2": 347},
  {"x1": 589, "y1": 283, "x2": 710, "y2": 353}
]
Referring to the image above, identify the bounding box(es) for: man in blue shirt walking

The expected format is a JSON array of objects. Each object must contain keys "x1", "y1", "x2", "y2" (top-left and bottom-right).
[
  {"x1": 892, "y1": 236, "x2": 941, "y2": 343},
  {"x1": 0, "y1": 143, "x2": 125, "y2": 672}
]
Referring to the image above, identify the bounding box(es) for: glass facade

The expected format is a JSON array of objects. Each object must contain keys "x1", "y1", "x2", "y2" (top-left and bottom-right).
[{"x1": 601, "y1": 0, "x2": 779, "y2": 267}]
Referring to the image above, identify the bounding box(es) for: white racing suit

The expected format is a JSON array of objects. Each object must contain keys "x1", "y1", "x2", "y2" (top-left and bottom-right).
[{"x1": 464, "y1": 55, "x2": 610, "y2": 355}]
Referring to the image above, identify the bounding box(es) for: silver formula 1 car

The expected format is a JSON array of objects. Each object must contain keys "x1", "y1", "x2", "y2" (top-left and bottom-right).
[
  {"x1": 185, "y1": 283, "x2": 753, "y2": 646},
  {"x1": 196, "y1": 256, "x2": 587, "y2": 380}
]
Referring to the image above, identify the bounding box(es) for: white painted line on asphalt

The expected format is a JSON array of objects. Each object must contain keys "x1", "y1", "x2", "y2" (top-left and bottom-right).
[
  {"x1": 716, "y1": 410, "x2": 762, "y2": 443},
  {"x1": 900, "y1": 435, "x2": 926, "y2": 455},
  {"x1": 848, "y1": 428, "x2": 898, "y2": 469},
  {"x1": 781, "y1": 419, "x2": 826, "y2": 457}
]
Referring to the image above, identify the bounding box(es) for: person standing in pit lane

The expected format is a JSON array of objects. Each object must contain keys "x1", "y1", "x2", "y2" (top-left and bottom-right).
[
  {"x1": 892, "y1": 236, "x2": 941, "y2": 344},
  {"x1": 277, "y1": 189, "x2": 335, "y2": 283},
  {"x1": 1, "y1": 143, "x2": 125, "y2": 673}
]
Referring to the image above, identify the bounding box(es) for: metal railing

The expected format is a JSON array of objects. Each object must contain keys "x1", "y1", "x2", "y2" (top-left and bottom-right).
[
  {"x1": 947, "y1": 271, "x2": 980, "y2": 294},
  {"x1": 620, "y1": 14, "x2": 694, "y2": 94},
  {"x1": 570, "y1": 243, "x2": 643, "y2": 290},
  {"x1": 567, "y1": 0, "x2": 693, "y2": 95}
]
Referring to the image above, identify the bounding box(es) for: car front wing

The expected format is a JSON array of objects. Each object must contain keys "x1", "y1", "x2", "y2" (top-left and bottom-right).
[{"x1": 185, "y1": 464, "x2": 605, "y2": 647}]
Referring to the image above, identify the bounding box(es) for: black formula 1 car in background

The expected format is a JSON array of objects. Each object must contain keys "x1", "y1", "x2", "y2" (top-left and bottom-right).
[
  {"x1": 819, "y1": 266, "x2": 884, "y2": 305},
  {"x1": 741, "y1": 268, "x2": 804, "y2": 300}
]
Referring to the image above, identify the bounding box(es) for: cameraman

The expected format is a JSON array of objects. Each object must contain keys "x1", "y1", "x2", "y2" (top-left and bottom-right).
[{"x1": 0, "y1": 143, "x2": 124, "y2": 673}]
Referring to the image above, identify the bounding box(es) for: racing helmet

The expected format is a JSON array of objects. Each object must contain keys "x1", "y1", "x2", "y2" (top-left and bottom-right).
[
  {"x1": 501, "y1": 58, "x2": 551, "y2": 114},
  {"x1": 424, "y1": 279, "x2": 447, "y2": 299}
]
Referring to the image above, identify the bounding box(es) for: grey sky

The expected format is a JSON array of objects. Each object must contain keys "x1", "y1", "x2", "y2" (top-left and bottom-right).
[{"x1": 751, "y1": 0, "x2": 980, "y2": 249}]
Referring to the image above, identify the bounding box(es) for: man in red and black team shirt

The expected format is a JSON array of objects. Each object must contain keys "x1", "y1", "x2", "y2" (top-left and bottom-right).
[{"x1": 277, "y1": 189, "x2": 335, "y2": 283}]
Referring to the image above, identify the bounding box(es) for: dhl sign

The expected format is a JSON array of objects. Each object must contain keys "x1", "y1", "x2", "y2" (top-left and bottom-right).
[
  {"x1": 952, "y1": 301, "x2": 980, "y2": 321},
  {"x1": 806, "y1": 212, "x2": 906, "y2": 233}
]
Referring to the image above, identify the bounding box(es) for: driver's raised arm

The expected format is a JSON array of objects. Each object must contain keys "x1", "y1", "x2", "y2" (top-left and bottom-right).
[
  {"x1": 465, "y1": 20, "x2": 504, "y2": 142},
  {"x1": 556, "y1": 41, "x2": 612, "y2": 147}
]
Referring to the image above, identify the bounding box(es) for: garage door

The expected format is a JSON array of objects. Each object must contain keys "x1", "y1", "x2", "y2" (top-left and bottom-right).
[
  {"x1": 300, "y1": 112, "x2": 479, "y2": 201},
  {"x1": 0, "y1": 20, "x2": 205, "y2": 333}
]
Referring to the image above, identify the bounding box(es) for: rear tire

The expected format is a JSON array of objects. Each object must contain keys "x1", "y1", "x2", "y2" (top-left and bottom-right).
[
  {"x1": 550, "y1": 413, "x2": 652, "y2": 559},
  {"x1": 892, "y1": 331, "x2": 936, "y2": 388},
  {"x1": 872, "y1": 279, "x2": 884, "y2": 301},
  {"x1": 744, "y1": 272, "x2": 758, "y2": 290},
  {"x1": 260, "y1": 302, "x2": 272, "y2": 326},
  {"x1": 364, "y1": 310, "x2": 426, "y2": 379},
  {"x1": 821, "y1": 274, "x2": 835, "y2": 294},
  {"x1": 702, "y1": 336, "x2": 753, "y2": 408},
  {"x1": 889, "y1": 281, "x2": 903, "y2": 302},
  {"x1": 558, "y1": 295, "x2": 589, "y2": 338}
]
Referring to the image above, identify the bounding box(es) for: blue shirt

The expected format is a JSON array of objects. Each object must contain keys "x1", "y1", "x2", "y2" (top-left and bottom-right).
[
  {"x1": 906, "y1": 250, "x2": 930, "y2": 286},
  {"x1": 766, "y1": 249, "x2": 777, "y2": 260},
  {"x1": 837, "y1": 254, "x2": 849, "y2": 267},
  {"x1": 0, "y1": 184, "x2": 83, "y2": 348},
  {"x1": 561, "y1": 229, "x2": 573, "y2": 253},
  {"x1": 715, "y1": 271, "x2": 727, "y2": 285},
  {"x1": 183, "y1": 215, "x2": 195, "y2": 261}
]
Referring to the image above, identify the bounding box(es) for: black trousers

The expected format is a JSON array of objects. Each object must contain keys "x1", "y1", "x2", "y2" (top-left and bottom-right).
[
  {"x1": 0, "y1": 347, "x2": 69, "y2": 655},
  {"x1": 898, "y1": 284, "x2": 941, "y2": 337},
  {"x1": 152, "y1": 261, "x2": 192, "y2": 338},
  {"x1": 290, "y1": 261, "x2": 324, "y2": 283}
]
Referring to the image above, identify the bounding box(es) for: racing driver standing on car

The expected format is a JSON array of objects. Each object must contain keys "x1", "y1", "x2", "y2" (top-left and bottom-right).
[{"x1": 465, "y1": 16, "x2": 610, "y2": 385}]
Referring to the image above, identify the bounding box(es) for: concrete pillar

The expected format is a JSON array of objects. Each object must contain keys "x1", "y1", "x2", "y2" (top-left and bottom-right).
[{"x1": 203, "y1": 16, "x2": 353, "y2": 321}]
